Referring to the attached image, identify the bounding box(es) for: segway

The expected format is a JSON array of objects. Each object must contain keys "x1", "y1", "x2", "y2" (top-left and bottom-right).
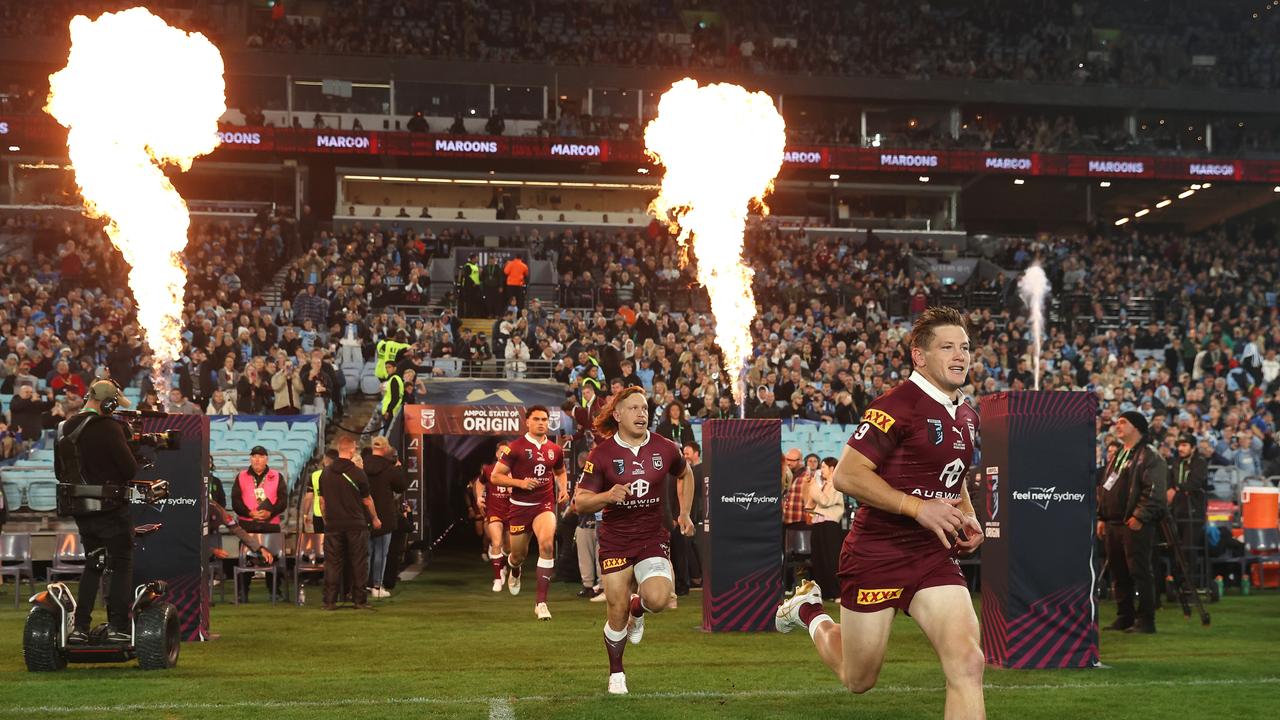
[{"x1": 23, "y1": 524, "x2": 181, "y2": 671}]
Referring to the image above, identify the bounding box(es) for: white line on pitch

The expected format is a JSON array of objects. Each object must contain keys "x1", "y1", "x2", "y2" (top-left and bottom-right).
[
  {"x1": 3, "y1": 676, "x2": 1276, "y2": 714},
  {"x1": 488, "y1": 698, "x2": 516, "y2": 720}
]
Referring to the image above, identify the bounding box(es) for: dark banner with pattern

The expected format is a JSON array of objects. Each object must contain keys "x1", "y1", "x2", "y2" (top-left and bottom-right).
[
  {"x1": 701, "y1": 419, "x2": 783, "y2": 632},
  {"x1": 979, "y1": 391, "x2": 1098, "y2": 669}
]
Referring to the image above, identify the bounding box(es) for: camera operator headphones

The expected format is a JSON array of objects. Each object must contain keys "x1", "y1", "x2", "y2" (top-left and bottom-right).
[{"x1": 85, "y1": 379, "x2": 131, "y2": 415}]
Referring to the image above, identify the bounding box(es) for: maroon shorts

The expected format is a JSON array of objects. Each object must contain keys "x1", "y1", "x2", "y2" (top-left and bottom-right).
[
  {"x1": 485, "y1": 494, "x2": 510, "y2": 525},
  {"x1": 837, "y1": 543, "x2": 966, "y2": 613},
  {"x1": 507, "y1": 499, "x2": 555, "y2": 535},
  {"x1": 599, "y1": 540, "x2": 670, "y2": 576}
]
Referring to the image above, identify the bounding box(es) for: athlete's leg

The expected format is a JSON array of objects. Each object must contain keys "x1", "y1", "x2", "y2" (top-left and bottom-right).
[
  {"x1": 485, "y1": 520, "x2": 507, "y2": 586},
  {"x1": 601, "y1": 565, "x2": 636, "y2": 688},
  {"x1": 507, "y1": 527, "x2": 532, "y2": 566},
  {"x1": 531, "y1": 510, "x2": 558, "y2": 605},
  {"x1": 820, "y1": 607, "x2": 895, "y2": 692},
  {"x1": 909, "y1": 585, "x2": 986, "y2": 720}
]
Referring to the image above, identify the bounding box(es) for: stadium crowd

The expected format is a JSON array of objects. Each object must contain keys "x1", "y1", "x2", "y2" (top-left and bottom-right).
[
  {"x1": 4, "y1": 207, "x2": 1279, "y2": 484},
  {"x1": 233, "y1": 0, "x2": 1280, "y2": 91}
]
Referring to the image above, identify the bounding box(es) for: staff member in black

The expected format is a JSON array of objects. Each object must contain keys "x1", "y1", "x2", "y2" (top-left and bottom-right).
[
  {"x1": 53, "y1": 380, "x2": 137, "y2": 643},
  {"x1": 319, "y1": 435, "x2": 381, "y2": 610},
  {"x1": 1167, "y1": 433, "x2": 1210, "y2": 588},
  {"x1": 1096, "y1": 411, "x2": 1167, "y2": 634}
]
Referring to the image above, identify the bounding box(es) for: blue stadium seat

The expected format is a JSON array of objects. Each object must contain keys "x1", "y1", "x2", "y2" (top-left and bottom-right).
[{"x1": 26, "y1": 480, "x2": 58, "y2": 512}]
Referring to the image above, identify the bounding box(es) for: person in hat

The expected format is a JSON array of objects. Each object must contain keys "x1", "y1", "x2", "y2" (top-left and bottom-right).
[
  {"x1": 53, "y1": 380, "x2": 137, "y2": 643},
  {"x1": 1166, "y1": 433, "x2": 1210, "y2": 590},
  {"x1": 1097, "y1": 410, "x2": 1168, "y2": 634},
  {"x1": 232, "y1": 445, "x2": 287, "y2": 601}
]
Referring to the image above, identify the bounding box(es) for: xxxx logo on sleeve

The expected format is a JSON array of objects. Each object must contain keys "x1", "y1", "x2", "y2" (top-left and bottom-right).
[
  {"x1": 856, "y1": 588, "x2": 904, "y2": 605},
  {"x1": 861, "y1": 409, "x2": 896, "y2": 434}
]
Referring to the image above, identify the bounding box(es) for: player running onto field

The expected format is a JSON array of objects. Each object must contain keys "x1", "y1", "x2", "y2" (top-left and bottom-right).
[
  {"x1": 473, "y1": 442, "x2": 512, "y2": 592},
  {"x1": 776, "y1": 307, "x2": 986, "y2": 719},
  {"x1": 491, "y1": 406, "x2": 568, "y2": 620},
  {"x1": 575, "y1": 387, "x2": 695, "y2": 695}
]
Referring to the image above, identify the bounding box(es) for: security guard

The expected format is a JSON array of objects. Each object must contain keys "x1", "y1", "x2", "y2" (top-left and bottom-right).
[
  {"x1": 457, "y1": 254, "x2": 482, "y2": 316},
  {"x1": 1167, "y1": 433, "x2": 1210, "y2": 588},
  {"x1": 53, "y1": 380, "x2": 138, "y2": 643},
  {"x1": 1096, "y1": 410, "x2": 1167, "y2": 634},
  {"x1": 381, "y1": 363, "x2": 408, "y2": 427},
  {"x1": 306, "y1": 449, "x2": 338, "y2": 533},
  {"x1": 374, "y1": 330, "x2": 411, "y2": 381}
]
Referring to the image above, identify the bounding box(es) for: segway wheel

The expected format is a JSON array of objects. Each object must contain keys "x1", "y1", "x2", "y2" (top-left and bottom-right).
[
  {"x1": 23, "y1": 607, "x2": 67, "y2": 672},
  {"x1": 135, "y1": 602, "x2": 180, "y2": 670}
]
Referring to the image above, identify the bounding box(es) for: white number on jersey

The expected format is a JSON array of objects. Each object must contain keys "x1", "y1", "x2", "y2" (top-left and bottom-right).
[{"x1": 853, "y1": 422, "x2": 870, "y2": 440}]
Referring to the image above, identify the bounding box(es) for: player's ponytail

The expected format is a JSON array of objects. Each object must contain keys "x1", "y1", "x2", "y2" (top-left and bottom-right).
[{"x1": 592, "y1": 386, "x2": 648, "y2": 439}]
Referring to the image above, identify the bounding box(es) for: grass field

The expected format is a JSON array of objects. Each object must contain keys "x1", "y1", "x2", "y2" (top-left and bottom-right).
[{"x1": 0, "y1": 552, "x2": 1277, "y2": 720}]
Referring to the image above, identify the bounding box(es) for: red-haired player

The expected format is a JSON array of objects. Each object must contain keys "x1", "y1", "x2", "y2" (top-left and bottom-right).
[{"x1": 575, "y1": 386, "x2": 695, "y2": 695}]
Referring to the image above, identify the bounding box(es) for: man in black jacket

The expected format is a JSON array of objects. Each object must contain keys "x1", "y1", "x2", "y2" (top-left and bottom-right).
[
  {"x1": 319, "y1": 435, "x2": 381, "y2": 610},
  {"x1": 1097, "y1": 411, "x2": 1167, "y2": 634},
  {"x1": 53, "y1": 381, "x2": 138, "y2": 642},
  {"x1": 364, "y1": 436, "x2": 409, "y2": 597},
  {"x1": 10, "y1": 383, "x2": 54, "y2": 443},
  {"x1": 1167, "y1": 434, "x2": 1210, "y2": 588}
]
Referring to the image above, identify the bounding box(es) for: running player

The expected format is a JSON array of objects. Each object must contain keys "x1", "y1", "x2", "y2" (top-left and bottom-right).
[
  {"x1": 473, "y1": 442, "x2": 512, "y2": 592},
  {"x1": 491, "y1": 407, "x2": 568, "y2": 620},
  {"x1": 775, "y1": 307, "x2": 986, "y2": 719},
  {"x1": 575, "y1": 386, "x2": 694, "y2": 695}
]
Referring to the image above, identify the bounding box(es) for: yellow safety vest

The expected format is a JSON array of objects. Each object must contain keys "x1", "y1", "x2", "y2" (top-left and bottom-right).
[
  {"x1": 375, "y1": 339, "x2": 410, "y2": 380},
  {"x1": 382, "y1": 374, "x2": 405, "y2": 417},
  {"x1": 310, "y1": 469, "x2": 322, "y2": 516},
  {"x1": 464, "y1": 262, "x2": 481, "y2": 286}
]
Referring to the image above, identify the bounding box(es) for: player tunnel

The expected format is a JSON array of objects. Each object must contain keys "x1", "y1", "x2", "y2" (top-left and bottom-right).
[{"x1": 400, "y1": 379, "x2": 571, "y2": 549}]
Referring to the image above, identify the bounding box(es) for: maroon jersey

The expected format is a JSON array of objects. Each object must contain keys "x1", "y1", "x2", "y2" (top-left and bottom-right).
[
  {"x1": 499, "y1": 434, "x2": 565, "y2": 506},
  {"x1": 579, "y1": 432, "x2": 686, "y2": 551},
  {"x1": 481, "y1": 462, "x2": 510, "y2": 501},
  {"x1": 844, "y1": 373, "x2": 978, "y2": 563}
]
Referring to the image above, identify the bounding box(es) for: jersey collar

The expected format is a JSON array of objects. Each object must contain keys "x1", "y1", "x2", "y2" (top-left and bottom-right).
[
  {"x1": 910, "y1": 372, "x2": 962, "y2": 419},
  {"x1": 613, "y1": 430, "x2": 650, "y2": 456},
  {"x1": 524, "y1": 433, "x2": 550, "y2": 448}
]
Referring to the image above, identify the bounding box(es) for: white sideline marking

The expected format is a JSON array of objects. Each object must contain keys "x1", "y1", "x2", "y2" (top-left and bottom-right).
[
  {"x1": 4, "y1": 677, "x2": 1276, "y2": 714},
  {"x1": 488, "y1": 698, "x2": 516, "y2": 720}
]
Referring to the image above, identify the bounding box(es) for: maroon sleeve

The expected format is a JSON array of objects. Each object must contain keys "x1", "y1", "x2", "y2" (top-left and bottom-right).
[
  {"x1": 668, "y1": 443, "x2": 687, "y2": 478},
  {"x1": 578, "y1": 448, "x2": 606, "y2": 493},
  {"x1": 846, "y1": 398, "x2": 907, "y2": 468}
]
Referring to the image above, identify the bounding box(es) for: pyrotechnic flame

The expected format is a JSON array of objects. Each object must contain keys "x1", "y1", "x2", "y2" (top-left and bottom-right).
[
  {"x1": 1017, "y1": 263, "x2": 1051, "y2": 391},
  {"x1": 45, "y1": 7, "x2": 225, "y2": 395},
  {"x1": 645, "y1": 78, "x2": 785, "y2": 406}
]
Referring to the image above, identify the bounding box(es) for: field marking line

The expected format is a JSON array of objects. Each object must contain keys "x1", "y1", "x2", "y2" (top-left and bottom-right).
[
  {"x1": 488, "y1": 697, "x2": 516, "y2": 720},
  {"x1": 3, "y1": 676, "x2": 1277, "y2": 714}
]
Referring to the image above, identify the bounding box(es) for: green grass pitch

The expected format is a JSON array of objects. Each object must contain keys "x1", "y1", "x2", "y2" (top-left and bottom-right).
[{"x1": 0, "y1": 553, "x2": 1276, "y2": 719}]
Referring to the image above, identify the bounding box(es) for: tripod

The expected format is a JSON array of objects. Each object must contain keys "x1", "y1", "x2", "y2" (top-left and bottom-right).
[{"x1": 1157, "y1": 515, "x2": 1210, "y2": 626}]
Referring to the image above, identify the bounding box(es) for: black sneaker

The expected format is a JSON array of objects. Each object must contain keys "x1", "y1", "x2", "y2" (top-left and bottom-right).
[
  {"x1": 1124, "y1": 622, "x2": 1156, "y2": 634},
  {"x1": 67, "y1": 628, "x2": 90, "y2": 644},
  {"x1": 105, "y1": 628, "x2": 133, "y2": 644},
  {"x1": 577, "y1": 587, "x2": 595, "y2": 598},
  {"x1": 1103, "y1": 619, "x2": 1133, "y2": 632}
]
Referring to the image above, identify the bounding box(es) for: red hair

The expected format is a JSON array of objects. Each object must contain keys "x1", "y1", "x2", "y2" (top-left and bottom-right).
[{"x1": 592, "y1": 386, "x2": 648, "y2": 439}]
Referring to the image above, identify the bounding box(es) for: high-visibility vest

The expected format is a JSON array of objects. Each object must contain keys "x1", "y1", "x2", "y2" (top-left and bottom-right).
[
  {"x1": 309, "y1": 469, "x2": 322, "y2": 516},
  {"x1": 375, "y1": 339, "x2": 410, "y2": 380},
  {"x1": 382, "y1": 374, "x2": 405, "y2": 417},
  {"x1": 236, "y1": 468, "x2": 283, "y2": 526},
  {"x1": 463, "y1": 262, "x2": 481, "y2": 286}
]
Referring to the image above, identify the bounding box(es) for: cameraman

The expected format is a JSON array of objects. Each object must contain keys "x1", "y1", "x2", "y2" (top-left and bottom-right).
[{"x1": 53, "y1": 381, "x2": 138, "y2": 643}]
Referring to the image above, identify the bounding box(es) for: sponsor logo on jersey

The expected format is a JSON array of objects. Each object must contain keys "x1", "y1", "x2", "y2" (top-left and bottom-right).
[
  {"x1": 630, "y1": 460, "x2": 647, "y2": 476},
  {"x1": 602, "y1": 557, "x2": 629, "y2": 570},
  {"x1": 927, "y1": 419, "x2": 943, "y2": 445},
  {"x1": 857, "y1": 588, "x2": 904, "y2": 604},
  {"x1": 582, "y1": 461, "x2": 594, "y2": 474},
  {"x1": 862, "y1": 409, "x2": 896, "y2": 433},
  {"x1": 629, "y1": 478, "x2": 650, "y2": 497},
  {"x1": 497, "y1": 445, "x2": 509, "y2": 457},
  {"x1": 652, "y1": 453, "x2": 663, "y2": 470},
  {"x1": 509, "y1": 523, "x2": 526, "y2": 534}
]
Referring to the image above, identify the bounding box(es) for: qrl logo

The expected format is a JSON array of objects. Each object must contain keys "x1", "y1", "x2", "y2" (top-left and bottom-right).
[
  {"x1": 939, "y1": 458, "x2": 965, "y2": 488},
  {"x1": 419, "y1": 408, "x2": 436, "y2": 430}
]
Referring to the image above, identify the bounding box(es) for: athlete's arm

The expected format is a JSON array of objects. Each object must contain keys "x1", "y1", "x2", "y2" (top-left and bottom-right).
[
  {"x1": 490, "y1": 460, "x2": 537, "y2": 491},
  {"x1": 674, "y1": 463, "x2": 695, "y2": 536},
  {"x1": 954, "y1": 479, "x2": 983, "y2": 554},
  {"x1": 472, "y1": 478, "x2": 486, "y2": 513},
  {"x1": 833, "y1": 445, "x2": 968, "y2": 549},
  {"x1": 574, "y1": 483, "x2": 630, "y2": 514},
  {"x1": 554, "y1": 467, "x2": 569, "y2": 504}
]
